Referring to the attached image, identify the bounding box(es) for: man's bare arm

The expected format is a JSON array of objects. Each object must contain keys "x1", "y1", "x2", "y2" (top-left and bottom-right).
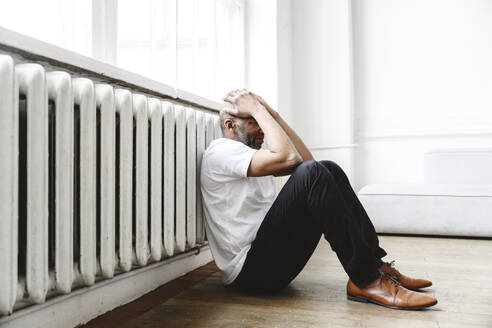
[
  {"x1": 256, "y1": 95, "x2": 314, "y2": 162},
  {"x1": 223, "y1": 90, "x2": 302, "y2": 177}
]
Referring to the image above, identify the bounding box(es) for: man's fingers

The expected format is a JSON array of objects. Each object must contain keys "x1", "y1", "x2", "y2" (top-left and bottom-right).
[
  {"x1": 224, "y1": 90, "x2": 241, "y2": 101},
  {"x1": 226, "y1": 88, "x2": 249, "y2": 97},
  {"x1": 223, "y1": 89, "x2": 253, "y2": 105},
  {"x1": 223, "y1": 93, "x2": 243, "y2": 104},
  {"x1": 239, "y1": 89, "x2": 249, "y2": 97},
  {"x1": 223, "y1": 94, "x2": 237, "y2": 103},
  {"x1": 223, "y1": 106, "x2": 249, "y2": 118},
  {"x1": 222, "y1": 107, "x2": 233, "y2": 114},
  {"x1": 222, "y1": 106, "x2": 237, "y2": 115}
]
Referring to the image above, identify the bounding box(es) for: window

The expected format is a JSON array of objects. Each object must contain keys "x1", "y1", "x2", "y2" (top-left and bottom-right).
[
  {"x1": 117, "y1": 0, "x2": 176, "y2": 89},
  {"x1": 0, "y1": 0, "x2": 245, "y2": 101},
  {"x1": 0, "y1": 0, "x2": 93, "y2": 57}
]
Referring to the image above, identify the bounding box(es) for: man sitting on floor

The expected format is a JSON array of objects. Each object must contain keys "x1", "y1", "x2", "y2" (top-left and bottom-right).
[{"x1": 200, "y1": 89, "x2": 437, "y2": 310}]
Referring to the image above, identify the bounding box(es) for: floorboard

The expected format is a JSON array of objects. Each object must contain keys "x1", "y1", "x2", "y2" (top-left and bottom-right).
[{"x1": 85, "y1": 236, "x2": 492, "y2": 328}]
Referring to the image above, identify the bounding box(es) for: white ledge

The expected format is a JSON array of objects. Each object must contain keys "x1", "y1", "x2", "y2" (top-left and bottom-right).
[{"x1": 177, "y1": 89, "x2": 225, "y2": 112}]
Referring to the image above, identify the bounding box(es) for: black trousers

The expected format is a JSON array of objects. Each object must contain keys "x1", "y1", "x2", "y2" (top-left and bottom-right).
[{"x1": 226, "y1": 160, "x2": 387, "y2": 294}]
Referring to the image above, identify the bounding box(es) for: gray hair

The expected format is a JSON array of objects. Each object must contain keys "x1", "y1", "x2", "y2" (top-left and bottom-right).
[{"x1": 219, "y1": 108, "x2": 238, "y2": 133}]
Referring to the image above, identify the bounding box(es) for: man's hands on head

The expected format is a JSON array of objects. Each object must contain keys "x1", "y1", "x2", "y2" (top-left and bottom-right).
[
  {"x1": 237, "y1": 89, "x2": 315, "y2": 163},
  {"x1": 222, "y1": 88, "x2": 303, "y2": 177},
  {"x1": 222, "y1": 89, "x2": 265, "y2": 118}
]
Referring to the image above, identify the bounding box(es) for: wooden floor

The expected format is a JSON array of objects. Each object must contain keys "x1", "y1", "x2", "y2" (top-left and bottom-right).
[{"x1": 85, "y1": 236, "x2": 492, "y2": 328}]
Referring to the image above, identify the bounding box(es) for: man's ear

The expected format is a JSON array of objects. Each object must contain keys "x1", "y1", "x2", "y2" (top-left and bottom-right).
[{"x1": 224, "y1": 119, "x2": 234, "y2": 130}]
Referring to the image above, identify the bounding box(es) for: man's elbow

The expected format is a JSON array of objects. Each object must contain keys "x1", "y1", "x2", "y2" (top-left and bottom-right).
[
  {"x1": 272, "y1": 155, "x2": 302, "y2": 177},
  {"x1": 284, "y1": 151, "x2": 302, "y2": 166},
  {"x1": 302, "y1": 154, "x2": 315, "y2": 162},
  {"x1": 281, "y1": 153, "x2": 303, "y2": 173}
]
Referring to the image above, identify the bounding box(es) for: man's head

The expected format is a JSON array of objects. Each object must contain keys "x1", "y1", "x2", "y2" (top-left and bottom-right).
[{"x1": 219, "y1": 108, "x2": 264, "y2": 149}]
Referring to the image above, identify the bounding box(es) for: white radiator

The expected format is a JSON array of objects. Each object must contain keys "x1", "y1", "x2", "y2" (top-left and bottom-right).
[{"x1": 0, "y1": 53, "x2": 221, "y2": 316}]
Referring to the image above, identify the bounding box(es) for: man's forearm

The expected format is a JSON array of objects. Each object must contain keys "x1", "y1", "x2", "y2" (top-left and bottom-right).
[
  {"x1": 267, "y1": 109, "x2": 314, "y2": 162},
  {"x1": 251, "y1": 106, "x2": 302, "y2": 162}
]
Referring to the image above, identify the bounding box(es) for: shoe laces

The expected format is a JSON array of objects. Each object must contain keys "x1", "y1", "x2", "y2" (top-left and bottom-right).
[
  {"x1": 380, "y1": 272, "x2": 401, "y2": 287},
  {"x1": 384, "y1": 260, "x2": 402, "y2": 280},
  {"x1": 380, "y1": 272, "x2": 402, "y2": 301}
]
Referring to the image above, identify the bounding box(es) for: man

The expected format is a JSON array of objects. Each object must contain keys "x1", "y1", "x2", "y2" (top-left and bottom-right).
[{"x1": 200, "y1": 89, "x2": 437, "y2": 310}]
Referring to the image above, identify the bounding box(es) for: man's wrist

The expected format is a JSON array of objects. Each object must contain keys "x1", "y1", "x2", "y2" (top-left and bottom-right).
[
  {"x1": 261, "y1": 105, "x2": 279, "y2": 121},
  {"x1": 250, "y1": 103, "x2": 267, "y2": 117}
]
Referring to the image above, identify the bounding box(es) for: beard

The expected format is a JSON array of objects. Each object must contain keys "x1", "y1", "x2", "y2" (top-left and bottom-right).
[{"x1": 235, "y1": 127, "x2": 262, "y2": 149}]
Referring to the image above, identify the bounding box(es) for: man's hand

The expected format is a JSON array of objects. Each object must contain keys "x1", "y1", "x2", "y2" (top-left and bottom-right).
[{"x1": 223, "y1": 89, "x2": 264, "y2": 118}]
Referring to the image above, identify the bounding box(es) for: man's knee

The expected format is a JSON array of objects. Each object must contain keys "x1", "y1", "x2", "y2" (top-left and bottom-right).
[
  {"x1": 292, "y1": 160, "x2": 320, "y2": 177},
  {"x1": 291, "y1": 160, "x2": 334, "y2": 183},
  {"x1": 319, "y1": 160, "x2": 340, "y2": 171},
  {"x1": 318, "y1": 160, "x2": 345, "y2": 178}
]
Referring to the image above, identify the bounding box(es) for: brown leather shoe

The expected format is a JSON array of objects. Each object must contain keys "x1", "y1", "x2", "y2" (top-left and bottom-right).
[
  {"x1": 380, "y1": 260, "x2": 432, "y2": 290},
  {"x1": 347, "y1": 273, "x2": 437, "y2": 310}
]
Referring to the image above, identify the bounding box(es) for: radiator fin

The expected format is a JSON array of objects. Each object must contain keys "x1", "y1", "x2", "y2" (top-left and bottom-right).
[
  {"x1": 149, "y1": 98, "x2": 163, "y2": 262},
  {"x1": 175, "y1": 105, "x2": 187, "y2": 253},
  {"x1": 186, "y1": 108, "x2": 197, "y2": 248},
  {"x1": 162, "y1": 103, "x2": 176, "y2": 257},
  {"x1": 16, "y1": 63, "x2": 49, "y2": 303},
  {"x1": 95, "y1": 84, "x2": 116, "y2": 278},
  {"x1": 47, "y1": 71, "x2": 74, "y2": 293},
  {"x1": 195, "y1": 111, "x2": 206, "y2": 244},
  {"x1": 115, "y1": 89, "x2": 133, "y2": 272},
  {"x1": 73, "y1": 78, "x2": 97, "y2": 286},
  {"x1": 0, "y1": 55, "x2": 18, "y2": 315},
  {"x1": 132, "y1": 94, "x2": 150, "y2": 267}
]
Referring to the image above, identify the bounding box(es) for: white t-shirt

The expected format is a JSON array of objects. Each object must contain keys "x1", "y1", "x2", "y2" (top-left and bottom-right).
[{"x1": 200, "y1": 138, "x2": 276, "y2": 285}]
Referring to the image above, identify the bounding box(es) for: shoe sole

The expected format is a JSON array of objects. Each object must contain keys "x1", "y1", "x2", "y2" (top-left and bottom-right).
[{"x1": 347, "y1": 293, "x2": 438, "y2": 310}]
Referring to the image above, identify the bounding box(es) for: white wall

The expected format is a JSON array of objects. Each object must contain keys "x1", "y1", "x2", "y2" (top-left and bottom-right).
[
  {"x1": 290, "y1": 0, "x2": 353, "y2": 147},
  {"x1": 277, "y1": 0, "x2": 356, "y2": 182},
  {"x1": 352, "y1": 0, "x2": 492, "y2": 190},
  {"x1": 244, "y1": 0, "x2": 278, "y2": 109},
  {"x1": 276, "y1": 0, "x2": 294, "y2": 124},
  {"x1": 246, "y1": 0, "x2": 356, "y2": 182},
  {"x1": 246, "y1": 0, "x2": 492, "y2": 190}
]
